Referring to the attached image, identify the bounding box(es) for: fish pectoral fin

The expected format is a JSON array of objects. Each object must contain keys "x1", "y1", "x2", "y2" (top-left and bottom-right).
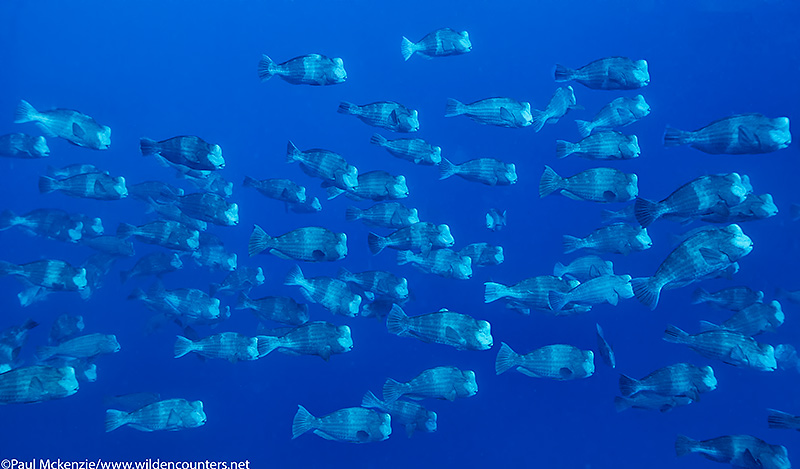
[
  {"x1": 356, "y1": 430, "x2": 370, "y2": 442},
  {"x1": 737, "y1": 126, "x2": 758, "y2": 147},
  {"x1": 445, "y1": 326, "x2": 464, "y2": 345},
  {"x1": 588, "y1": 265, "x2": 601, "y2": 278},
  {"x1": 72, "y1": 123, "x2": 86, "y2": 139},
  {"x1": 698, "y1": 248, "x2": 728, "y2": 265},
  {"x1": 607, "y1": 292, "x2": 619, "y2": 306},
  {"x1": 444, "y1": 389, "x2": 457, "y2": 401},
  {"x1": 608, "y1": 68, "x2": 625, "y2": 84},
  {"x1": 559, "y1": 367, "x2": 574, "y2": 379},
  {"x1": 166, "y1": 409, "x2": 181, "y2": 427},
  {"x1": 319, "y1": 347, "x2": 332, "y2": 361},
  {"x1": 311, "y1": 249, "x2": 326, "y2": 261},
  {"x1": 742, "y1": 449, "x2": 760, "y2": 468},
  {"x1": 729, "y1": 345, "x2": 747, "y2": 363},
  {"x1": 499, "y1": 107, "x2": 514, "y2": 123},
  {"x1": 685, "y1": 387, "x2": 700, "y2": 402},
  {"x1": 312, "y1": 429, "x2": 338, "y2": 441},
  {"x1": 267, "y1": 249, "x2": 292, "y2": 260},
  {"x1": 389, "y1": 110, "x2": 399, "y2": 126},
  {"x1": 603, "y1": 190, "x2": 617, "y2": 202},
  {"x1": 515, "y1": 367, "x2": 540, "y2": 378},
  {"x1": 29, "y1": 376, "x2": 45, "y2": 393}
]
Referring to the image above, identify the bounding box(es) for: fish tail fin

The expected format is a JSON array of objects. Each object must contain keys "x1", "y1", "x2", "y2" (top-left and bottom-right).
[
  {"x1": 767, "y1": 409, "x2": 798, "y2": 429},
  {"x1": 555, "y1": 140, "x2": 577, "y2": 159},
  {"x1": 483, "y1": 282, "x2": 509, "y2": 303},
  {"x1": 664, "y1": 127, "x2": 691, "y2": 147},
  {"x1": 396, "y1": 250, "x2": 414, "y2": 266},
  {"x1": 538, "y1": 165, "x2": 562, "y2": 198},
  {"x1": 256, "y1": 335, "x2": 281, "y2": 357},
  {"x1": 116, "y1": 223, "x2": 137, "y2": 239},
  {"x1": 382, "y1": 378, "x2": 406, "y2": 403},
  {"x1": 631, "y1": 277, "x2": 661, "y2": 310},
  {"x1": 208, "y1": 282, "x2": 221, "y2": 297},
  {"x1": 562, "y1": 235, "x2": 584, "y2": 254},
  {"x1": 548, "y1": 290, "x2": 568, "y2": 311},
  {"x1": 400, "y1": 36, "x2": 416, "y2": 61},
  {"x1": 444, "y1": 98, "x2": 465, "y2": 117},
  {"x1": 386, "y1": 304, "x2": 409, "y2": 336},
  {"x1": 613, "y1": 396, "x2": 632, "y2": 412},
  {"x1": 367, "y1": 232, "x2": 388, "y2": 255},
  {"x1": 663, "y1": 325, "x2": 690, "y2": 344},
  {"x1": 495, "y1": 342, "x2": 519, "y2": 375},
  {"x1": 257, "y1": 54, "x2": 277, "y2": 81},
  {"x1": 674, "y1": 435, "x2": 697, "y2": 457},
  {"x1": 173, "y1": 335, "x2": 195, "y2": 358},
  {"x1": 0, "y1": 209, "x2": 17, "y2": 231},
  {"x1": 33, "y1": 136, "x2": 49, "y2": 156},
  {"x1": 38, "y1": 176, "x2": 59, "y2": 194},
  {"x1": 139, "y1": 138, "x2": 159, "y2": 156},
  {"x1": 337, "y1": 101, "x2": 359, "y2": 115},
  {"x1": 291, "y1": 405, "x2": 317, "y2": 439},
  {"x1": 234, "y1": 292, "x2": 250, "y2": 310},
  {"x1": 127, "y1": 288, "x2": 146, "y2": 301},
  {"x1": 575, "y1": 120, "x2": 593, "y2": 138},
  {"x1": 325, "y1": 186, "x2": 345, "y2": 200},
  {"x1": 242, "y1": 176, "x2": 258, "y2": 188},
  {"x1": 248, "y1": 224, "x2": 274, "y2": 256},
  {"x1": 530, "y1": 109, "x2": 548, "y2": 132},
  {"x1": 438, "y1": 158, "x2": 458, "y2": 180},
  {"x1": 553, "y1": 262, "x2": 568, "y2": 278},
  {"x1": 370, "y1": 133, "x2": 388, "y2": 147},
  {"x1": 553, "y1": 64, "x2": 574, "y2": 82},
  {"x1": 690, "y1": 288, "x2": 710, "y2": 305},
  {"x1": 634, "y1": 198, "x2": 662, "y2": 228},
  {"x1": 284, "y1": 265, "x2": 305, "y2": 286},
  {"x1": 14, "y1": 99, "x2": 38, "y2": 124},
  {"x1": 0, "y1": 260, "x2": 19, "y2": 277},
  {"x1": 35, "y1": 345, "x2": 56, "y2": 361},
  {"x1": 344, "y1": 206, "x2": 362, "y2": 221},
  {"x1": 617, "y1": 374, "x2": 640, "y2": 396},
  {"x1": 104, "y1": 409, "x2": 130, "y2": 432},
  {"x1": 361, "y1": 390, "x2": 385, "y2": 410},
  {"x1": 285, "y1": 140, "x2": 301, "y2": 163}
]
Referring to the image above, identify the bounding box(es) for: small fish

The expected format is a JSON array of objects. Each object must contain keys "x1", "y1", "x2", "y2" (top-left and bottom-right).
[
  {"x1": 345, "y1": 202, "x2": 419, "y2": 229},
  {"x1": 495, "y1": 342, "x2": 594, "y2": 380},
  {"x1": 243, "y1": 176, "x2": 306, "y2": 204},
  {"x1": 691, "y1": 286, "x2": 764, "y2": 311},
  {"x1": 128, "y1": 181, "x2": 184, "y2": 203},
  {"x1": 39, "y1": 172, "x2": 127, "y2": 200},
  {"x1": 459, "y1": 243, "x2": 503, "y2": 267},
  {"x1": 209, "y1": 266, "x2": 265, "y2": 296},
  {"x1": 664, "y1": 325, "x2": 776, "y2": 371},
  {"x1": 675, "y1": 434, "x2": 790, "y2": 469},
  {"x1": 286, "y1": 141, "x2": 358, "y2": 191},
  {"x1": 338, "y1": 268, "x2": 408, "y2": 300},
  {"x1": 256, "y1": 321, "x2": 352, "y2": 360},
  {"x1": 144, "y1": 199, "x2": 207, "y2": 232},
  {"x1": 368, "y1": 222, "x2": 453, "y2": 255},
  {"x1": 387, "y1": 305, "x2": 492, "y2": 351},
  {"x1": 78, "y1": 235, "x2": 135, "y2": 257},
  {"x1": 440, "y1": 158, "x2": 517, "y2": 186},
  {"x1": 553, "y1": 256, "x2": 614, "y2": 281},
  {"x1": 191, "y1": 244, "x2": 236, "y2": 272},
  {"x1": 36, "y1": 333, "x2": 119, "y2": 361},
  {"x1": 555, "y1": 57, "x2": 650, "y2": 90},
  {"x1": 292, "y1": 406, "x2": 391, "y2": 443},
  {"x1": 173, "y1": 193, "x2": 238, "y2": 227},
  {"x1": 0, "y1": 209, "x2": 86, "y2": 243},
  {"x1": 563, "y1": 223, "x2": 652, "y2": 255},
  {"x1": 401, "y1": 28, "x2": 471, "y2": 61},
  {"x1": 530, "y1": 86, "x2": 582, "y2": 132},
  {"x1": 129, "y1": 281, "x2": 229, "y2": 327},
  {"x1": 484, "y1": 276, "x2": 584, "y2": 314},
  {"x1": 183, "y1": 171, "x2": 233, "y2": 198},
  {"x1": 445, "y1": 97, "x2": 532, "y2": 128},
  {"x1": 326, "y1": 170, "x2": 408, "y2": 201},
  {"x1": 665, "y1": 114, "x2": 791, "y2": 154},
  {"x1": 284, "y1": 265, "x2": 361, "y2": 317},
  {"x1": 235, "y1": 293, "x2": 309, "y2": 326},
  {"x1": 361, "y1": 391, "x2": 437, "y2": 438},
  {"x1": 699, "y1": 300, "x2": 784, "y2": 337},
  {"x1": 0, "y1": 365, "x2": 79, "y2": 404},
  {"x1": 595, "y1": 324, "x2": 616, "y2": 368},
  {"x1": 338, "y1": 101, "x2": 419, "y2": 132},
  {"x1": 618, "y1": 363, "x2": 717, "y2": 400},
  {"x1": 258, "y1": 54, "x2": 346, "y2": 85},
  {"x1": 370, "y1": 134, "x2": 441, "y2": 165},
  {"x1": 0, "y1": 259, "x2": 86, "y2": 291},
  {"x1": 539, "y1": 166, "x2": 638, "y2": 203},
  {"x1": 383, "y1": 366, "x2": 477, "y2": 402},
  {"x1": 768, "y1": 409, "x2": 800, "y2": 431},
  {"x1": 120, "y1": 252, "x2": 183, "y2": 283},
  {"x1": 117, "y1": 221, "x2": 200, "y2": 251},
  {"x1": 248, "y1": 225, "x2": 347, "y2": 261},
  {"x1": 397, "y1": 249, "x2": 472, "y2": 280},
  {"x1": 485, "y1": 209, "x2": 506, "y2": 232},
  {"x1": 614, "y1": 392, "x2": 693, "y2": 413},
  {"x1": 174, "y1": 332, "x2": 259, "y2": 362},
  {"x1": 49, "y1": 314, "x2": 84, "y2": 345},
  {"x1": 576, "y1": 95, "x2": 650, "y2": 137},
  {"x1": 140, "y1": 136, "x2": 224, "y2": 170},
  {"x1": 549, "y1": 274, "x2": 633, "y2": 311},
  {"x1": 15, "y1": 100, "x2": 110, "y2": 150},
  {"x1": 701, "y1": 193, "x2": 778, "y2": 224},
  {"x1": 105, "y1": 398, "x2": 206, "y2": 432},
  {"x1": 556, "y1": 132, "x2": 640, "y2": 160},
  {"x1": 0, "y1": 133, "x2": 49, "y2": 158}
]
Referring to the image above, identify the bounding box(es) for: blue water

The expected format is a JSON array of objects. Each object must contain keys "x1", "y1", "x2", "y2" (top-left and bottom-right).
[{"x1": 1, "y1": 0, "x2": 799, "y2": 467}]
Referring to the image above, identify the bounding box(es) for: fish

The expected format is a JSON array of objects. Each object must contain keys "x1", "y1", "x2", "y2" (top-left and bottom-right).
[
  {"x1": 286, "y1": 140, "x2": 358, "y2": 191},
  {"x1": 495, "y1": 342, "x2": 594, "y2": 380},
  {"x1": 631, "y1": 225, "x2": 753, "y2": 309},
  {"x1": 614, "y1": 392, "x2": 693, "y2": 413},
  {"x1": 174, "y1": 332, "x2": 259, "y2": 362},
  {"x1": 129, "y1": 281, "x2": 229, "y2": 327},
  {"x1": 530, "y1": 86, "x2": 582, "y2": 132},
  {"x1": 209, "y1": 266, "x2": 265, "y2": 296},
  {"x1": 39, "y1": 172, "x2": 127, "y2": 200},
  {"x1": 346, "y1": 202, "x2": 420, "y2": 229},
  {"x1": 382, "y1": 366, "x2": 477, "y2": 402},
  {"x1": 105, "y1": 398, "x2": 206, "y2": 432},
  {"x1": 0, "y1": 319, "x2": 38, "y2": 373},
  {"x1": 459, "y1": 243, "x2": 504, "y2": 267},
  {"x1": 120, "y1": 252, "x2": 183, "y2": 283},
  {"x1": 191, "y1": 244, "x2": 236, "y2": 272},
  {"x1": 235, "y1": 293, "x2": 309, "y2": 326},
  {"x1": 0, "y1": 133, "x2": 49, "y2": 158},
  {"x1": 0, "y1": 209, "x2": 86, "y2": 243},
  {"x1": 556, "y1": 132, "x2": 640, "y2": 160},
  {"x1": 675, "y1": 434, "x2": 790, "y2": 469},
  {"x1": 634, "y1": 173, "x2": 750, "y2": 227},
  {"x1": 258, "y1": 54, "x2": 346, "y2": 85},
  {"x1": 485, "y1": 209, "x2": 506, "y2": 232},
  {"x1": 143, "y1": 199, "x2": 208, "y2": 231},
  {"x1": 370, "y1": 134, "x2": 442, "y2": 165},
  {"x1": 665, "y1": 114, "x2": 791, "y2": 154},
  {"x1": 618, "y1": 363, "x2": 717, "y2": 400},
  {"x1": 128, "y1": 181, "x2": 184, "y2": 203},
  {"x1": 595, "y1": 324, "x2": 615, "y2": 368},
  {"x1": 338, "y1": 101, "x2": 419, "y2": 132},
  {"x1": 325, "y1": 170, "x2": 408, "y2": 201},
  {"x1": 539, "y1": 166, "x2": 638, "y2": 203},
  {"x1": 292, "y1": 406, "x2": 391, "y2": 443},
  {"x1": 256, "y1": 321, "x2": 352, "y2": 360},
  {"x1": 768, "y1": 409, "x2": 800, "y2": 431},
  {"x1": 397, "y1": 249, "x2": 472, "y2": 280},
  {"x1": 439, "y1": 157, "x2": 517, "y2": 186},
  {"x1": 117, "y1": 221, "x2": 200, "y2": 251},
  {"x1": 0, "y1": 365, "x2": 79, "y2": 404},
  {"x1": 337, "y1": 268, "x2": 408, "y2": 300},
  {"x1": 361, "y1": 391, "x2": 437, "y2": 438},
  {"x1": 445, "y1": 97, "x2": 532, "y2": 128},
  {"x1": 401, "y1": 28, "x2": 471, "y2": 61},
  {"x1": 387, "y1": 305, "x2": 492, "y2": 351},
  {"x1": 368, "y1": 222, "x2": 453, "y2": 255},
  {"x1": 173, "y1": 193, "x2": 238, "y2": 226},
  {"x1": 663, "y1": 325, "x2": 776, "y2": 371},
  {"x1": 14, "y1": 100, "x2": 110, "y2": 150},
  {"x1": 139, "y1": 136, "x2": 224, "y2": 170},
  {"x1": 248, "y1": 225, "x2": 347, "y2": 261},
  {"x1": 78, "y1": 253, "x2": 117, "y2": 301},
  {"x1": 484, "y1": 276, "x2": 585, "y2": 314},
  {"x1": 700, "y1": 193, "x2": 778, "y2": 224},
  {"x1": 78, "y1": 235, "x2": 135, "y2": 257},
  {"x1": 49, "y1": 314, "x2": 84, "y2": 345},
  {"x1": 553, "y1": 255, "x2": 614, "y2": 281},
  {"x1": 181, "y1": 171, "x2": 233, "y2": 198},
  {"x1": 361, "y1": 299, "x2": 405, "y2": 320},
  {"x1": 555, "y1": 57, "x2": 650, "y2": 90},
  {"x1": 575, "y1": 95, "x2": 650, "y2": 137},
  {"x1": 549, "y1": 274, "x2": 633, "y2": 311},
  {"x1": 699, "y1": 300, "x2": 784, "y2": 336},
  {"x1": 0, "y1": 259, "x2": 86, "y2": 291},
  {"x1": 563, "y1": 223, "x2": 652, "y2": 255},
  {"x1": 691, "y1": 286, "x2": 764, "y2": 311},
  {"x1": 284, "y1": 265, "x2": 361, "y2": 317},
  {"x1": 36, "y1": 333, "x2": 120, "y2": 361},
  {"x1": 242, "y1": 176, "x2": 307, "y2": 204}
]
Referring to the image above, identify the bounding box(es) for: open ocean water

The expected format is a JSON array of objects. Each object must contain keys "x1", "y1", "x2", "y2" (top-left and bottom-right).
[{"x1": 0, "y1": 0, "x2": 799, "y2": 467}]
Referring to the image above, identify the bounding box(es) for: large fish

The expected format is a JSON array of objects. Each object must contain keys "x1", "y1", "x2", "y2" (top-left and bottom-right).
[
  {"x1": 105, "y1": 398, "x2": 206, "y2": 432},
  {"x1": 257, "y1": 54, "x2": 346, "y2": 85},
  {"x1": 345, "y1": 202, "x2": 419, "y2": 229},
  {"x1": 618, "y1": 363, "x2": 717, "y2": 401},
  {"x1": 338, "y1": 101, "x2": 419, "y2": 132},
  {"x1": 286, "y1": 141, "x2": 358, "y2": 191},
  {"x1": 539, "y1": 166, "x2": 638, "y2": 203},
  {"x1": 495, "y1": 342, "x2": 594, "y2": 380},
  {"x1": 440, "y1": 158, "x2": 517, "y2": 186},
  {"x1": 256, "y1": 321, "x2": 352, "y2": 360},
  {"x1": 382, "y1": 366, "x2": 477, "y2": 402},
  {"x1": 361, "y1": 391, "x2": 437, "y2": 438},
  {"x1": 0, "y1": 365, "x2": 79, "y2": 404},
  {"x1": 0, "y1": 259, "x2": 86, "y2": 291},
  {"x1": 368, "y1": 222, "x2": 453, "y2": 254},
  {"x1": 576, "y1": 95, "x2": 650, "y2": 137},
  {"x1": 370, "y1": 134, "x2": 442, "y2": 165},
  {"x1": 663, "y1": 325, "x2": 776, "y2": 371},
  {"x1": 0, "y1": 133, "x2": 49, "y2": 158},
  {"x1": 556, "y1": 132, "x2": 640, "y2": 160},
  {"x1": 248, "y1": 225, "x2": 346, "y2": 261},
  {"x1": 530, "y1": 86, "x2": 581, "y2": 132},
  {"x1": 563, "y1": 223, "x2": 652, "y2": 255},
  {"x1": 555, "y1": 57, "x2": 649, "y2": 90},
  {"x1": 397, "y1": 249, "x2": 472, "y2": 280},
  {"x1": 139, "y1": 136, "x2": 224, "y2": 170},
  {"x1": 665, "y1": 114, "x2": 790, "y2": 154},
  {"x1": 445, "y1": 97, "x2": 532, "y2": 128},
  {"x1": 14, "y1": 100, "x2": 110, "y2": 150},
  {"x1": 400, "y1": 28, "x2": 471, "y2": 61},
  {"x1": 284, "y1": 265, "x2": 361, "y2": 317},
  {"x1": 235, "y1": 293, "x2": 309, "y2": 326},
  {"x1": 173, "y1": 332, "x2": 259, "y2": 362},
  {"x1": 386, "y1": 305, "x2": 492, "y2": 351},
  {"x1": 292, "y1": 406, "x2": 390, "y2": 443},
  {"x1": 39, "y1": 172, "x2": 127, "y2": 200},
  {"x1": 675, "y1": 434, "x2": 789, "y2": 469}
]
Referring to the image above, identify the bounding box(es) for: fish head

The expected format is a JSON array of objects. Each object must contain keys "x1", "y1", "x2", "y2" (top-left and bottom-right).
[
  {"x1": 254, "y1": 267, "x2": 266, "y2": 284},
  {"x1": 343, "y1": 166, "x2": 359, "y2": 191},
  {"x1": 437, "y1": 224, "x2": 455, "y2": 246},
  {"x1": 186, "y1": 401, "x2": 207, "y2": 427},
  {"x1": 206, "y1": 298, "x2": 223, "y2": 319},
  {"x1": 769, "y1": 117, "x2": 791, "y2": 149},
  {"x1": 457, "y1": 31, "x2": 472, "y2": 52},
  {"x1": 391, "y1": 175, "x2": 409, "y2": 198},
  {"x1": 307, "y1": 197, "x2": 322, "y2": 212},
  {"x1": 453, "y1": 257, "x2": 472, "y2": 279},
  {"x1": 87, "y1": 217, "x2": 104, "y2": 236},
  {"x1": 377, "y1": 412, "x2": 392, "y2": 440},
  {"x1": 431, "y1": 146, "x2": 443, "y2": 164},
  {"x1": 505, "y1": 164, "x2": 518, "y2": 184},
  {"x1": 394, "y1": 278, "x2": 409, "y2": 299},
  {"x1": 633, "y1": 228, "x2": 652, "y2": 250},
  {"x1": 632, "y1": 95, "x2": 651, "y2": 117},
  {"x1": 424, "y1": 411, "x2": 438, "y2": 432},
  {"x1": 620, "y1": 136, "x2": 641, "y2": 159},
  {"x1": 461, "y1": 370, "x2": 478, "y2": 396},
  {"x1": 224, "y1": 203, "x2": 239, "y2": 225},
  {"x1": 331, "y1": 58, "x2": 347, "y2": 82},
  {"x1": 492, "y1": 246, "x2": 504, "y2": 265},
  {"x1": 294, "y1": 186, "x2": 308, "y2": 204},
  {"x1": 519, "y1": 102, "x2": 533, "y2": 126},
  {"x1": 114, "y1": 177, "x2": 128, "y2": 198},
  {"x1": 579, "y1": 350, "x2": 595, "y2": 377},
  {"x1": 208, "y1": 145, "x2": 225, "y2": 169},
  {"x1": 170, "y1": 254, "x2": 184, "y2": 270},
  {"x1": 768, "y1": 300, "x2": 785, "y2": 328},
  {"x1": 67, "y1": 221, "x2": 84, "y2": 242},
  {"x1": 633, "y1": 60, "x2": 650, "y2": 85},
  {"x1": 408, "y1": 208, "x2": 420, "y2": 224},
  {"x1": 57, "y1": 366, "x2": 80, "y2": 394},
  {"x1": 761, "y1": 450, "x2": 791, "y2": 469},
  {"x1": 81, "y1": 363, "x2": 97, "y2": 382},
  {"x1": 218, "y1": 180, "x2": 234, "y2": 198},
  {"x1": 225, "y1": 253, "x2": 237, "y2": 271},
  {"x1": 756, "y1": 344, "x2": 778, "y2": 371},
  {"x1": 752, "y1": 194, "x2": 778, "y2": 218},
  {"x1": 33, "y1": 136, "x2": 50, "y2": 157},
  {"x1": 105, "y1": 335, "x2": 122, "y2": 353},
  {"x1": 97, "y1": 126, "x2": 112, "y2": 149},
  {"x1": 475, "y1": 320, "x2": 493, "y2": 349},
  {"x1": 187, "y1": 231, "x2": 201, "y2": 250},
  {"x1": 337, "y1": 325, "x2": 353, "y2": 351},
  {"x1": 336, "y1": 232, "x2": 348, "y2": 258},
  {"x1": 72, "y1": 268, "x2": 88, "y2": 290},
  {"x1": 346, "y1": 295, "x2": 362, "y2": 317}
]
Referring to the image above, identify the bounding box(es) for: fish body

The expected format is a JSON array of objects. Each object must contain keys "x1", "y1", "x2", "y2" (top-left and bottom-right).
[
  {"x1": 445, "y1": 97, "x2": 532, "y2": 128},
  {"x1": 78, "y1": 235, "x2": 134, "y2": 257},
  {"x1": 129, "y1": 282, "x2": 228, "y2": 325},
  {"x1": 370, "y1": 134, "x2": 441, "y2": 165},
  {"x1": 39, "y1": 173, "x2": 127, "y2": 200},
  {"x1": 14, "y1": 100, "x2": 110, "y2": 150},
  {"x1": 0, "y1": 133, "x2": 49, "y2": 158},
  {"x1": 258, "y1": 54, "x2": 346, "y2": 85},
  {"x1": 440, "y1": 158, "x2": 517, "y2": 186},
  {"x1": 368, "y1": 222, "x2": 453, "y2": 254},
  {"x1": 563, "y1": 223, "x2": 652, "y2": 255},
  {"x1": 614, "y1": 392, "x2": 693, "y2": 413},
  {"x1": 140, "y1": 136, "x2": 223, "y2": 170},
  {"x1": 286, "y1": 141, "x2": 358, "y2": 191},
  {"x1": 345, "y1": 202, "x2": 419, "y2": 229},
  {"x1": 174, "y1": 193, "x2": 238, "y2": 226},
  {"x1": 665, "y1": 114, "x2": 791, "y2": 154},
  {"x1": 256, "y1": 321, "x2": 352, "y2": 360},
  {"x1": 191, "y1": 244, "x2": 236, "y2": 272},
  {"x1": 0, "y1": 209, "x2": 86, "y2": 243},
  {"x1": 243, "y1": 177, "x2": 306, "y2": 204},
  {"x1": 540, "y1": 166, "x2": 638, "y2": 203},
  {"x1": 209, "y1": 266, "x2": 265, "y2": 296},
  {"x1": 382, "y1": 366, "x2": 477, "y2": 402},
  {"x1": 387, "y1": 306, "x2": 492, "y2": 351},
  {"x1": 664, "y1": 325, "x2": 776, "y2": 371},
  {"x1": 105, "y1": 399, "x2": 206, "y2": 432},
  {"x1": 284, "y1": 265, "x2": 361, "y2": 317},
  {"x1": 173, "y1": 332, "x2": 258, "y2": 362},
  {"x1": 292, "y1": 406, "x2": 390, "y2": 443},
  {"x1": 549, "y1": 274, "x2": 633, "y2": 311},
  {"x1": 401, "y1": 28, "x2": 471, "y2": 61},
  {"x1": 235, "y1": 293, "x2": 309, "y2": 326},
  {"x1": 556, "y1": 132, "x2": 640, "y2": 160},
  {"x1": 338, "y1": 101, "x2": 419, "y2": 132},
  {"x1": 120, "y1": 252, "x2": 183, "y2": 283},
  {"x1": 700, "y1": 300, "x2": 784, "y2": 336},
  {"x1": 36, "y1": 333, "x2": 120, "y2": 361},
  {"x1": 675, "y1": 434, "x2": 790, "y2": 469},
  {"x1": 576, "y1": 95, "x2": 650, "y2": 137},
  {"x1": 701, "y1": 193, "x2": 778, "y2": 223},
  {"x1": 459, "y1": 243, "x2": 503, "y2": 267},
  {"x1": 495, "y1": 342, "x2": 594, "y2": 380},
  {"x1": 338, "y1": 268, "x2": 408, "y2": 300},
  {"x1": 117, "y1": 221, "x2": 200, "y2": 251},
  {"x1": 555, "y1": 57, "x2": 650, "y2": 90},
  {"x1": 397, "y1": 249, "x2": 472, "y2": 280},
  {"x1": 484, "y1": 276, "x2": 584, "y2": 314},
  {"x1": 248, "y1": 225, "x2": 346, "y2": 261}
]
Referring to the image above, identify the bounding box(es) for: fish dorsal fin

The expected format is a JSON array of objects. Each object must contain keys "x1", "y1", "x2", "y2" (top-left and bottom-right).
[
  {"x1": 500, "y1": 107, "x2": 514, "y2": 123},
  {"x1": 72, "y1": 123, "x2": 86, "y2": 139}
]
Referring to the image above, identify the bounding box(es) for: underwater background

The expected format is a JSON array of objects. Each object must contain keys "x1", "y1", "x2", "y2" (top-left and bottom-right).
[{"x1": 0, "y1": 0, "x2": 799, "y2": 467}]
